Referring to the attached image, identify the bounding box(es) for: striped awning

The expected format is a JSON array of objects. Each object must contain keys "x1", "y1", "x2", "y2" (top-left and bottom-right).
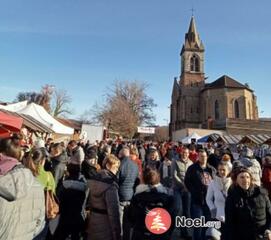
[
  {"x1": 217, "y1": 134, "x2": 244, "y2": 145},
  {"x1": 239, "y1": 134, "x2": 271, "y2": 145}
]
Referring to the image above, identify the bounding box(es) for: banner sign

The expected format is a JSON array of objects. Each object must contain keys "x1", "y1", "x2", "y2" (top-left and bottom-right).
[{"x1": 137, "y1": 127, "x2": 155, "y2": 134}]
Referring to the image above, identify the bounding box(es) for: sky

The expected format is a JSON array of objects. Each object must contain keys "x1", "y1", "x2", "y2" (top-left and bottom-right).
[{"x1": 0, "y1": 0, "x2": 270, "y2": 126}]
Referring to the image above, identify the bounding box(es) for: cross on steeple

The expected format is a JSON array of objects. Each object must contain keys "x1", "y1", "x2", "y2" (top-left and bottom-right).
[{"x1": 190, "y1": 7, "x2": 195, "y2": 17}]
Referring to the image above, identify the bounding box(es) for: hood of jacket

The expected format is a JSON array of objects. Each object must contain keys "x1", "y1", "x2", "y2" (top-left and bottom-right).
[
  {"x1": 0, "y1": 165, "x2": 36, "y2": 201},
  {"x1": 63, "y1": 174, "x2": 87, "y2": 192},
  {"x1": 0, "y1": 154, "x2": 20, "y2": 175},
  {"x1": 89, "y1": 169, "x2": 118, "y2": 197},
  {"x1": 135, "y1": 183, "x2": 170, "y2": 195}
]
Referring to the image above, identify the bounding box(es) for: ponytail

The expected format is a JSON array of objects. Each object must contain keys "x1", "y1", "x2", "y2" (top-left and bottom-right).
[{"x1": 25, "y1": 148, "x2": 45, "y2": 176}]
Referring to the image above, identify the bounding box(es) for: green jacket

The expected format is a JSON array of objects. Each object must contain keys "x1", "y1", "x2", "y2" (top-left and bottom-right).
[{"x1": 37, "y1": 166, "x2": 56, "y2": 193}]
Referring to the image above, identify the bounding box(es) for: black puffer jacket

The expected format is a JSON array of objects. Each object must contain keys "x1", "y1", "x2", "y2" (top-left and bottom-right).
[{"x1": 224, "y1": 185, "x2": 271, "y2": 240}]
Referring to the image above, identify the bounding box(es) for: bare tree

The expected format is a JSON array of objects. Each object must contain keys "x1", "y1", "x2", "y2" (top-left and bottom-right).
[
  {"x1": 91, "y1": 80, "x2": 156, "y2": 138},
  {"x1": 40, "y1": 85, "x2": 54, "y2": 112},
  {"x1": 107, "y1": 80, "x2": 156, "y2": 125},
  {"x1": 15, "y1": 85, "x2": 72, "y2": 117},
  {"x1": 51, "y1": 89, "x2": 72, "y2": 117},
  {"x1": 16, "y1": 91, "x2": 43, "y2": 104},
  {"x1": 15, "y1": 84, "x2": 54, "y2": 112},
  {"x1": 154, "y1": 126, "x2": 169, "y2": 142}
]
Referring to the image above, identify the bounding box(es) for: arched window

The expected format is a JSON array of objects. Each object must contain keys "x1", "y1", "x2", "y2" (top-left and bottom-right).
[
  {"x1": 190, "y1": 55, "x2": 200, "y2": 72},
  {"x1": 234, "y1": 100, "x2": 240, "y2": 118},
  {"x1": 215, "y1": 100, "x2": 219, "y2": 120}
]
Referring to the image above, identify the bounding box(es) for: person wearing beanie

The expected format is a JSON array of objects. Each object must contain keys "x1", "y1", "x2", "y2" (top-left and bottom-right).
[
  {"x1": 233, "y1": 147, "x2": 262, "y2": 186},
  {"x1": 81, "y1": 145, "x2": 100, "y2": 180},
  {"x1": 223, "y1": 167, "x2": 271, "y2": 240}
]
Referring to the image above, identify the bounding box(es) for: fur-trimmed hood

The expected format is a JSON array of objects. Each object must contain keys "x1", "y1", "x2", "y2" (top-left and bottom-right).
[{"x1": 134, "y1": 183, "x2": 170, "y2": 195}]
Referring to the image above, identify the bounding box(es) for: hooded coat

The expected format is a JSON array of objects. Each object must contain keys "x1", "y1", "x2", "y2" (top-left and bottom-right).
[
  {"x1": 87, "y1": 169, "x2": 121, "y2": 240},
  {"x1": 0, "y1": 156, "x2": 45, "y2": 240}
]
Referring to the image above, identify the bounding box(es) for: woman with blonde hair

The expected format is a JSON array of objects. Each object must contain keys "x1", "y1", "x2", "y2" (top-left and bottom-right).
[{"x1": 87, "y1": 154, "x2": 121, "y2": 240}]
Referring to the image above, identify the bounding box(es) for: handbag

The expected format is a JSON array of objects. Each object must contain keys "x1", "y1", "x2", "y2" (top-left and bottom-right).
[{"x1": 45, "y1": 173, "x2": 59, "y2": 219}]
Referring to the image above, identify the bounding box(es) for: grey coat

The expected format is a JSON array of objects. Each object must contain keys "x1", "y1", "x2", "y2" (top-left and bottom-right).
[
  {"x1": 87, "y1": 169, "x2": 121, "y2": 240},
  {"x1": 0, "y1": 165, "x2": 45, "y2": 240},
  {"x1": 172, "y1": 158, "x2": 193, "y2": 191}
]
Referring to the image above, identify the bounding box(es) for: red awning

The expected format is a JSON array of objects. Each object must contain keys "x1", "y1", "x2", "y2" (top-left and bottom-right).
[{"x1": 0, "y1": 111, "x2": 23, "y2": 135}]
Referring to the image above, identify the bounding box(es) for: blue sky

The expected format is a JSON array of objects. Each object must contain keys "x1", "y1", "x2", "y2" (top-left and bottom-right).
[{"x1": 0, "y1": 0, "x2": 270, "y2": 125}]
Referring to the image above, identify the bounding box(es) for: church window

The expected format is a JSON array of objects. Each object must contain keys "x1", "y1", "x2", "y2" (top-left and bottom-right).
[
  {"x1": 234, "y1": 100, "x2": 240, "y2": 118},
  {"x1": 190, "y1": 55, "x2": 200, "y2": 72},
  {"x1": 215, "y1": 100, "x2": 219, "y2": 120}
]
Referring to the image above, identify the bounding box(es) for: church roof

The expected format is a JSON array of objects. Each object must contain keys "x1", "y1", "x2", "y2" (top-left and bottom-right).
[{"x1": 204, "y1": 75, "x2": 253, "y2": 92}]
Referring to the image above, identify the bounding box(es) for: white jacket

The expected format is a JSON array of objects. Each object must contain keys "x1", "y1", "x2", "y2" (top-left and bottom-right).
[{"x1": 206, "y1": 176, "x2": 231, "y2": 222}]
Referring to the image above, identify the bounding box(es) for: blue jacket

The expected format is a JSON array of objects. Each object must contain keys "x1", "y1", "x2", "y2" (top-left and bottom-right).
[{"x1": 118, "y1": 157, "x2": 139, "y2": 202}]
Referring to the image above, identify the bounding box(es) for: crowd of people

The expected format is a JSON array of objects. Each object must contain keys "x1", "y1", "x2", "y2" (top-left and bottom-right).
[{"x1": 1, "y1": 134, "x2": 271, "y2": 240}]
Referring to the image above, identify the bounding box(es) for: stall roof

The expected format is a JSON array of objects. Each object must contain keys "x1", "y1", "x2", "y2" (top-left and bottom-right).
[
  {"x1": 198, "y1": 133, "x2": 221, "y2": 143},
  {"x1": 0, "y1": 109, "x2": 53, "y2": 133},
  {"x1": 0, "y1": 110, "x2": 23, "y2": 134},
  {"x1": 239, "y1": 134, "x2": 271, "y2": 145},
  {"x1": 264, "y1": 138, "x2": 271, "y2": 145},
  {"x1": 17, "y1": 103, "x2": 74, "y2": 135},
  {"x1": 217, "y1": 134, "x2": 243, "y2": 145}
]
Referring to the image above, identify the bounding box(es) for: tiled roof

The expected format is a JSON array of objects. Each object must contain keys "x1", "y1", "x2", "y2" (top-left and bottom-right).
[{"x1": 204, "y1": 75, "x2": 252, "y2": 92}]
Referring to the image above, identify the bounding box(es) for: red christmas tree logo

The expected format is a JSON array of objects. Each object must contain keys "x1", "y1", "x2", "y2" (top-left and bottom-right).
[{"x1": 145, "y1": 208, "x2": 171, "y2": 234}]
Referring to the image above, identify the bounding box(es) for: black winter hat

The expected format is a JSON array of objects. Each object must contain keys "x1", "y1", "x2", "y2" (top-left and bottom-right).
[{"x1": 85, "y1": 145, "x2": 97, "y2": 159}]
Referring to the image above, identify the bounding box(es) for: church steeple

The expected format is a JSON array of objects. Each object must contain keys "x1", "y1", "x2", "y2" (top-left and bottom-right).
[
  {"x1": 180, "y1": 16, "x2": 205, "y2": 86},
  {"x1": 181, "y1": 16, "x2": 204, "y2": 54}
]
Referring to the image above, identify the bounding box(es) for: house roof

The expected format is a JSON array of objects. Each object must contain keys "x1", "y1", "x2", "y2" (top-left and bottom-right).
[
  {"x1": 203, "y1": 75, "x2": 253, "y2": 92},
  {"x1": 57, "y1": 118, "x2": 82, "y2": 130}
]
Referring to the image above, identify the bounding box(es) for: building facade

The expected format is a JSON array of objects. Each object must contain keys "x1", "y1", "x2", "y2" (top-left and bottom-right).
[{"x1": 170, "y1": 16, "x2": 259, "y2": 138}]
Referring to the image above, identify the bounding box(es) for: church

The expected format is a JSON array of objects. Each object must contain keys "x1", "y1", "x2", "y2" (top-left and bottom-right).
[{"x1": 169, "y1": 16, "x2": 270, "y2": 139}]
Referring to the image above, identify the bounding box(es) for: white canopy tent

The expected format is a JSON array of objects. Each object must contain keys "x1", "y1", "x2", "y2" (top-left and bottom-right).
[
  {"x1": 181, "y1": 132, "x2": 202, "y2": 144},
  {"x1": 1, "y1": 102, "x2": 74, "y2": 135},
  {"x1": 0, "y1": 101, "x2": 28, "y2": 112}
]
